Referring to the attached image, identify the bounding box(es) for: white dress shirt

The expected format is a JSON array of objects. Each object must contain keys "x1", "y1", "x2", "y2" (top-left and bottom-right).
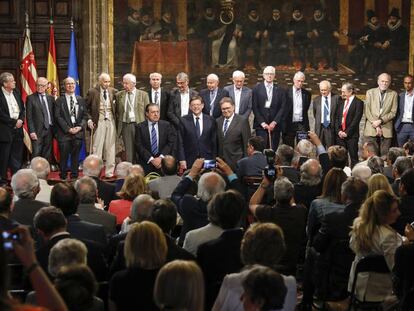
[
  {"x1": 321, "y1": 93, "x2": 332, "y2": 124},
  {"x1": 193, "y1": 113, "x2": 203, "y2": 136},
  {"x1": 234, "y1": 87, "x2": 242, "y2": 114},
  {"x1": 402, "y1": 91, "x2": 413, "y2": 123},
  {"x1": 1, "y1": 87, "x2": 20, "y2": 119},
  {"x1": 151, "y1": 88, "x2": 161, "y2": 105},
  {"x1": 180, "y1": 90, "x2": 190, "y2": 116},
  {"x1": 292, "y1": 87, "x2": 303, "y2": 122},
  {"x1": 223, "y1": 113, "x2": 235, "y2": 133}
]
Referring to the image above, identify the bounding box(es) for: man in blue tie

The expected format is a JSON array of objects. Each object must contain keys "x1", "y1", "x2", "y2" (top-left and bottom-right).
[
  {"x1": 199, "y1": 73, "x2": 229, "y2": 119},
  {"x1": 135, "y1": 103, "x2": 176, "y2": 174}
]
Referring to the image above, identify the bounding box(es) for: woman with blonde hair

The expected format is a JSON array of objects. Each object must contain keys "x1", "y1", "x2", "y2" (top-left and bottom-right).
[
  {"x1": 108, "y1": 174, "x2": 147, "y2": 225},
  {"x1": 154, "y1": 260, "x2": 204, "y2": 311},
  {"x1": 109, "y1": 221, "x2": 167, "y2": 311},
  {"x1": 366, "y1": 173, "x2": 394, "y2": 198}
]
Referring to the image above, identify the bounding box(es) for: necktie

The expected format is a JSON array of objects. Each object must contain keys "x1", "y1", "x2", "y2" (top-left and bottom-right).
[
  {"x1": 223, "y1": 118, "x2": 229, "y2": 136},
  {"x1": 154, "y1": 91, "x2": 159, "y2": 104},
  {"x1": 41, "y1": 95, "x2": 51, "y2": 128},
  {"x1": 267, "y1": 84, "x2": 273, "y2": 100},
  {"x1": 70, "y1": 96, "x2": 76, "y2": 124},
  {"x1": 151, "y1": 122, "x2": 158, "y2": 155},
  {"x1": 342, "y1": 98, "x2": 350, "y2": 131},
  {"x1": 126, "y1": 92, "x2": 133, "y2": 120},
  {"x1": 210, "y1": 90, "x2": 214, "y2": 103},
  {"x1": 323, "y1": 96, "x2": 330, "y2": 128},
  {"x1": 195, "y1": 117, "x2": 201, "y2": 138},
  {"x1": 380, "y1": 90, "x2": 386, "y2": 110},
  {"x1": 103, "y1": 90, "x2": 107, "y2": 100}
]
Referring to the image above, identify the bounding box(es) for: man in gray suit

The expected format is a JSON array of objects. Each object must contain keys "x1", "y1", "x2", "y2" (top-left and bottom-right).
[
  {"x1": 312, "y1": 80, "x2": 340, "y2": 148},
  {"x1": 116, "y1": 73, "x2": 150, "y2": 163},
  {"x1": 223, "y1": 70, "x2": 252, "y2": 120},
  {"x1": 394, "y1": 75, "x2": 414, "y2": 147},
  {"x1": 217, "y1": 97, "x2": 251, "y2": 171}
]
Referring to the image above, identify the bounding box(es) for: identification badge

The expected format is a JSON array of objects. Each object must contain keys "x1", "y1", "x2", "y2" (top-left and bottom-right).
[
  {"x1": 265, "y1": 100, "x2": 271, "y2": 108},
  {"x1": 71, "y1": 116, "x2": 76, "y2": 124}
]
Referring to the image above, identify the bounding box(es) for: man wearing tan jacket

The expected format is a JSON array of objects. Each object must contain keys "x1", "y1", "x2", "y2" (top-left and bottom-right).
[{"x1": 363, "y1": 73, "x2": 397, "y2": 156}]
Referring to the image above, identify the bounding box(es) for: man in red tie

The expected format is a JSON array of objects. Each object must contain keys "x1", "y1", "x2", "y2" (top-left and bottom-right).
[{"x1": 335, "y1": 82, "x2": 364, "y2": 167}]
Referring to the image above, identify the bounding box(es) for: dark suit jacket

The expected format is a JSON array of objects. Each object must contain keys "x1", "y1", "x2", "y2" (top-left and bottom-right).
[
  {"x1": 252, "y1": 83, "x2": 286, "y2": 129},
  {"x1": 0, "y1": 215, "x2": 19, "y2": 232},
  {"x1": 148, "y1": 88, "x2": 170, "y2": 121},
  {"x1": 281, "y1": 166, "x2": 300, "y2": 184},
  {"x1": 178, "y1": 113, "x2": 217, "y2": 167},
  {"x1": 77, "y1": 203, "x2": 117, "y2": 237},
  {"x1": 395, "y1": 91, "x2": 414, "y2": 131},
  {"x1": 66, "y1": 214, "x2": 107, "y2": 248},
  {"x1": 334, "y1": 96, "x2": 364, "y2": 138},
  {"x1": 294, "y1": 183, "x2": 322, "y2": 209},
  {"x1": 236, "y1": 152, "x2": 267, "y2": 178},
  {"x1": 283, "y1": 87, "x2": 311, "y2": 132},
  {"x1": 200, "y1": 88, "x2": 229, "y2": 119},
  {"x1": 394, "y1": 243, "x2": 414, "y2": 300},
  {"x1": 91, "y1": 176, "x2": 116, "y2": 210},
  {"x1": 86, "y1": 86, "x2": 117, "y2": 127},
  {"x1": 223, "y1": 85, "x2": 252, "y2": 119},
  {"x1": 10, "y1": 199, "x2": 49, "y2": 226},
  {"x1": 54, "y1": 95, "x2": 89, "y2": 141},
  {"x1": 36, "y1": 232, "x2": 108, "y2": 281},
  {"x1": 217, "y1": 114, "x2": 251, "y2": 171},
  {"x1": 26, "y1": 92, "x2": 55, "y2": 135},
  {"x1": 135, "y1": 120, "x2": 176, "y2": 165},
  {"x1": 0, "y1": 89, "x2": 25, "y2": 142},
  {"x1": 167, "y1": 88, "x2": 198, "y2": 128},
  {"x1": 392, "y1": 195, "x2": 414, "y2": 235},
  {"x1": 313, "y1": 93, "x2": 340, "y2": 137}
]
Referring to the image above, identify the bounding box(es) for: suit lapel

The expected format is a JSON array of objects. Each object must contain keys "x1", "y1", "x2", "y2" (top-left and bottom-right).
[
  {"x1": 227, "y1": 115, "x2": 238, "y2": 135},
  {"x1": 62, "y1": 96, "x2": 72, "y2": 124}
]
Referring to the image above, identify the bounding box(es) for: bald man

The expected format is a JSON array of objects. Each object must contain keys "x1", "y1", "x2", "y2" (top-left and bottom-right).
[
  {"x1": 26, "y1": 77, "x2": 56, "y2": 160},
  {"x1": 86, "y1": 73, "x2": 118, "y2": 177},
  {"x1": 199, "y1": 73, "x2": 229, "y2": 119}
]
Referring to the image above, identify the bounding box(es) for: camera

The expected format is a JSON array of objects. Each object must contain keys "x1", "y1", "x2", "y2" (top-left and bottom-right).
[
  {"x1": 263, "y1": 149, "x2": 276, "y2": 181},
  {"x1": 2, "y1": 231, "x2": 20, "y2": 250},
  {"x1": 296, "y1": 131, "x2": 309, "y2": 141},
  {"x1": 203, "y1": 159, "x2": 216, "y2": 170}
]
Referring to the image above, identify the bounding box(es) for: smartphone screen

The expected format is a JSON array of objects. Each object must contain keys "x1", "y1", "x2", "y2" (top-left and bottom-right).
[
  {"x1": 296, "y1": 131, "x2": 309, "y2": 141},
  {"x1": 203, "y1": 159, "x2": 216, "y2": 169},
  {"x1": 2, "y1": 231, "x2": 19, "y2": 250}
]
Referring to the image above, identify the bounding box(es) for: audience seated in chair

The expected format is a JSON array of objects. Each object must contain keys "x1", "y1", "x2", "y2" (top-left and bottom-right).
[{"x1": 30, "y1": 156, "x2": 53, "y2": 203}]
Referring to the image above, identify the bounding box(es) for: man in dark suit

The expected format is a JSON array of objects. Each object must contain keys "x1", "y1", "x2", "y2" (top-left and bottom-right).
[
  {"x1": 148, "y1": 72, "x2": 169, "y2": 120},
  {"x1": 178, "y1": 95, "x2": 217, "y2": 171},
  {"x1": 10, "y1": 169, "x2": 49, "y2": 226},
  {"x1": 236, "y1": 136, "x2": 267, "y2": 179},
  {"x1": 252, "y1": 66, "x2": 286, "y2": 150},
  {"x1": 313, "y1": 80, "x2": 340, "y2": 148},
  {"x1": 82, "y1": 154, "x2": 116, "y2": 209},
  {"x1": 55, "y1": 77, "x2": 93, "y2": 180},
  {"x1": 223, "y1": 70, "x2": 252, "y2": 120},
  {"x1": 335, "y1": 82, "x2": 364, "y2": 167},
  {"x1": 282, "y1": 71, "x2": 311, "y2": 147},
  {"x1": 86, "y1": 73, "x2": 117, "y2": 177},
  {"x1": 0, "y1": 72, "x2": 25, "y2": 184},
  {"x1": 395, "y1": 75, "x2": 414, "y2": 147},
  {"x1": 135, "y1": 103, "x2": 176, "y2": 174},
  {"x1": 200, "y1": 73, "x2": 228, "y2": 119},
  {"x1": 26, "y1": 77, "x2": 55, "y2": 160},
  {"x1": 217, "y1": 97, "x2": 251, "y2": 171},
  {"x1": 276, "y1": 144, "x2": 300, "y2": 184},
  {"x1": 167, "y1": 72, "x2": 198, "y2": 129}
]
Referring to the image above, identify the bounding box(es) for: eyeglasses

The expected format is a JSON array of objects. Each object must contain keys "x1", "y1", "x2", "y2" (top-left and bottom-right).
[{"x1": 37, "y1": 84, "x2": 48, "y2": 87}]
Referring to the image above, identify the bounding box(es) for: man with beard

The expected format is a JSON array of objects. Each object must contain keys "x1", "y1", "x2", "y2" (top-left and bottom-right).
[
  {"x1": 309, "y1": 5, "x2": 339, "y2": 71},
  {"x1": 385, "y1": 8, "x2": 408, "y2": 62},
  {"x1": 239, "y1": 3, "x2": 265, "y2": 71},
  {"x1": 264, "y1": 5, "x2": 289, "y2": 66},
  {"x1": 287, "y1": 5, "x2": 313, "y2": 72}
]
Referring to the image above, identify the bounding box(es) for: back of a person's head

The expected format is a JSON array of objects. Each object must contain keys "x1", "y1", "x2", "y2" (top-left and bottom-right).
[
  {"x1": 207, "y1": 190, "x2": 246, "y2": 229},
  {"x1": 367, "y1": 156, "x2": 384, "y2": 174},
  {"x1": 364, "y1": 141, "x2": 379, "y2": 157},
  {"x1": 248, "y1": 136, "x2": 265, "y2": 153},
  {"x1": 351, "y1": 165, "x2": 372, "y2": 184},
  {"x1": 129, "y1": 164, "x2": 145, "y2": 177},
  {"x1": 161, "y1": 155, "x2": 178, "y2": 176},
  {"x1": 151, "y1": 199, "x2": 177, "y2": 234},
  {"x1": 115, "y1": 161, "x2": 133, "y2": 179},
  {"x1": 48, "y1": 238, "x2": 87, "y2": 277},
  {"x1": 130, "y1": 194, "x2": 155, "y2": 223},
  {"x1": 328, "y1": 145, "x2": 348, "y2": 169},
  {"x1": 74, "y1": 176, "x2": 97, "y2": 204},
  {"x1": 82, "y1": 155, "x2": 103, "y2": 177},
  {"x1": 320, "y1": 168, "x2": 347, "y2": 203},
  {"x1": 0, "y1": 187, "x2": 12, "y2": 214},
  {"x1": 154, "y1": 260, "x2": 204, "y2": 311},
  {"x1": 273, "y1": 177, "x2": 294, "y2": 204},
  {"x1": 403, "y1": 141, "x2": 414, "y2": 156},
  {"x1": 393, "y1": 156, "x2": 413, "y2": 177},
  {"x1": 241, "y1": 223, "x2": 286, "y2": 269},
  {"x1": 367, "y1": 173, "x2": 394, "y2": 198},
  {"x1": 387, "y1": 147, "x2": 405, "y2": 165},
  {"x1": 276, "y1": 144, "x2": 294, "y2": 166},
  {"x1": 299, "y1": 159, "x2": 322, "y2": 186},
  {"x1": 50, "y1": 182, "x2": 79, "y2": 216},
  {"x1": 401, "y1": 168, "x2": 414, "y2": 196},
  {"x1": 341, "y1": 177, "x2": 368, "y2": 205},
  {"x1": 54, "y1": 264, "x2": 98, "y2": 311},
  {"x1": 242, "y1": 265, "x2": 287, "y2": 311},
  {"x1": 197, "y1": 172, "x2": 225, "y2": 202},
  {"x1": 124, "y1": 221, "x2": 167, "y2": 269},
  {"x1": 296, "y1": 139, "x2": 315, "y2": 158},
  {"x1": 30, "y1": 156, "x2": 51, "y2": 180},
  {"x1": 118, "y1": 174, "x2": 147, "y2": 200},
  {"x1": 11, "y1": 169, "x2": 39, "y2": 199},
  {"x1": 34, "y1": 206, "x2": 67, "y2": 236}
]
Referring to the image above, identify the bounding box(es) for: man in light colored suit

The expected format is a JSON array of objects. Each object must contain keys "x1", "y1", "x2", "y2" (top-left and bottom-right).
[
  {"x1": 116, "y1": 73, "x2": 149, "y2": 163},
  {"x1": 363, "y1": 73, "x2": 398, "y2": 156},
  {"x1": 223, "y1": 70, "x2": 252, "y2": 119},
  {"x1": 217, "y1": 97, "x2": 251, "y2": 171},
  {"x1": 395, "y1": 74, "x2": 414, "y2": 147},
  {"x1": 86, "y1": 73, "x2": 118, "y2": 177},
  {"x1": 312, "y1": 80, "x2": 340, "y2": 148}
]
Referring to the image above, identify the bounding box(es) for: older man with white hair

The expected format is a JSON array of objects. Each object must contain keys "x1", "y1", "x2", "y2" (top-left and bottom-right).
[
  {"x1": 86, "y1": 73, "x2": 118, "y2": 177},
  {"x1": 223, "y1": 70, "x2": 252, "y2": 119},
  {"x1": 30, "y1": 156, "x2": 53, "y2": 203},
  {"x1": 10, "y1": 169, "x2": 49, "y2": 226},
  {"x1": 351, "y1": 165, "x2": 372, "y2": 184},
  {"x1": 115, "y1": 73, "x2": 149, "y2": 162},
  {"x1": 147, "y1": 72, "x2": 169, "y2": 120},
  {"x1": 200, "y1": 73, "x2": 229, "y2": 119}
]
